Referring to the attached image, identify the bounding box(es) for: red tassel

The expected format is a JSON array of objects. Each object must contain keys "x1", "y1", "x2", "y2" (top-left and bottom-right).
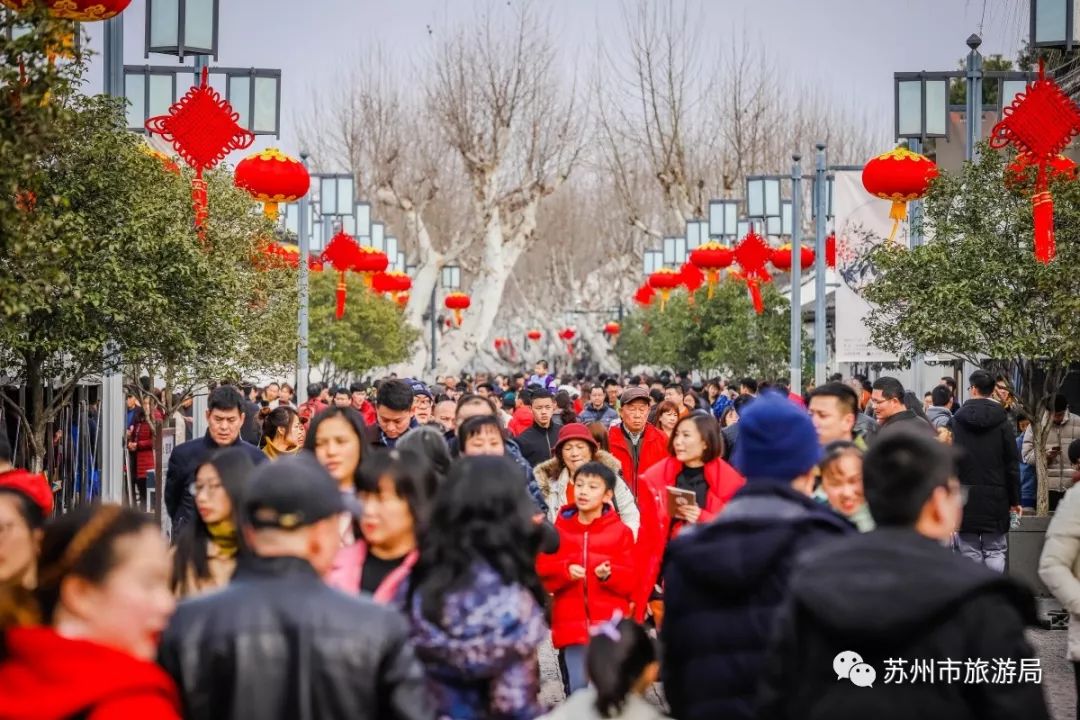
[
  {"x1": 1033, "y1": 191, "x2": 1056, "y2": 263},
  {"x1": 748, "y1": 281, "x2": 764, "y2": 314},
  {"x1": 335, "y1": 272, "x2": 346, "y2": 319}
]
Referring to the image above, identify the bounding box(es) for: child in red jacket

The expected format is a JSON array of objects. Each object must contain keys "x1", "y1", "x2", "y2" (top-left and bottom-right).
[{"x1": 537, "y1": 461, "x2": 636, "y2": 696}]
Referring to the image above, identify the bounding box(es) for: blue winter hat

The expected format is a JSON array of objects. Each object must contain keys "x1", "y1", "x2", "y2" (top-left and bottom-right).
[{"x1": 731, "y1": 391, "x2": 822, "y2": 482}]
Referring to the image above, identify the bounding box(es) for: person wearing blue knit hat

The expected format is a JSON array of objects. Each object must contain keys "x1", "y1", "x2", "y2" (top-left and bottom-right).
[{"x1": 660, "y1": 390, "x2": 856, "y2": 720}]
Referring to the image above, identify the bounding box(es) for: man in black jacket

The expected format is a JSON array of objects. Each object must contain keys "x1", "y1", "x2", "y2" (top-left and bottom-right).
[
  {"x1": 662, "y1": 393, "x2": 854, "y2": 720},
  {"x1": 757, "y1": 429, "x2": 1048, "y2": 720},
  {"x1": 165, "y1": 385, "x2": 265, "y2": 537},
  {"x1": 953, "y1": 369, "x2": 1021, "y2": 572},
  {"x1": 516, "y1": 387, "x2": 561, "y2": 467},
  {"x1": 159, "y1": 455, "x2": 432, "y2": 720},
  {"x1": 871, "y1": 376, "x2": 932, "y2": 435}
]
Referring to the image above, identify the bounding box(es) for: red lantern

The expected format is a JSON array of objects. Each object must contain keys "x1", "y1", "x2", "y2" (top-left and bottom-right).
[
  {"x1": 234, "y1": 148, "x2": 310, "y2": 221},
  {"x1": 146, "y1": 68, "x2": 254, "y2": 246},
  {"x1": 679, "y1": 262, "x2": 704, "y2": 301},
  {"x1": 633, "y1": 283, "x2": 655, "y2": 307},
  {"x1": 689, "y1": 241, "x2": 735, "y2": 298},
  {"x1": 444, "y1": 291, "x2": 471, "y2": 326},
  {"x1": 825, "y1": 233, "x2": 837, "y2": 269},
  {"x1": 990, "y1": 61, "x2": 1080, "y2": 262},
  {"x1": 861, "y1": 147, "x2": 938, "y2": 245},
  {"x1": 308, "y1": 256, "x2": 324, "y2": 272},
  {"x1": 372, "y1": 270, "x2": 411, "y2": 295},
  {"x1": 558, "y1": 327, "x2": 576, "y2": 356},
  {"x1": 395, "y1": 291, "x2": 410, "y2": 308},
  {"x1": 0, "y1": 0, "x2": 131, "y2": 20},
  {"x1": 527, "y1": 329, "x2": 542, "y2": 342},
  {"x1": 769, "y1": 244, "x2": 815, "y2": 272},
  {"x1": 354, "y1": 245, "x2": 389, "y2": 285},
  {"x1": 603, "y1": 321, "x2": 621, "y2": 336},
  {"x1": 648, "y1": 268, "x2": 682, "y2": 311},
  {"x1": 494, "y1": 338, "x2": 506, "y2": 350},
  {"x1": 733, "y1": 231, "x2": 773, "y2": 314},
  {"x1": 322, "y1": 232, "x2": 362, "y2": 319}
]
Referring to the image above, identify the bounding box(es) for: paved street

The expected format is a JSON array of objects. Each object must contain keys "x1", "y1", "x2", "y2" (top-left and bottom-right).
[{"x1": 540, "y1": 628, "x2": 1073, "y2": 717}]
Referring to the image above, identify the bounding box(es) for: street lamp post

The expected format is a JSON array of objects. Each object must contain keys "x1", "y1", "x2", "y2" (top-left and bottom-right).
[
  {"x1": 789, "y1": 154, "x2": 803, "y2": 394},
  {"x1": 812, "y1": 143, "x2": 828, "y2": 387},
  {"x1": 296, "y1": 153, "x2": 311, "y2": 404}
]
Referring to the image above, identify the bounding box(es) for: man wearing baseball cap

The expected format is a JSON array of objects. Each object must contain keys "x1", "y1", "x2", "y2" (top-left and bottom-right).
[
  {"x1": 660, "y1": 392, "x2": 854, "y2": 720},
  {"x1": 159, "y1": 455, "x2": 431, "y2": 720}
]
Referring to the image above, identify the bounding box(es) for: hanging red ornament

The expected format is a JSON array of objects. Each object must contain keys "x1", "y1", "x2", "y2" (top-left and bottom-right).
[
  {"x1": 527, "y1": 329, "x2": 542, "y2": 342},
  {"x1": 444, "y1": 291, "x2": 471, "y2": 326},
  {"x1": 234, "y1": 148, "x2": 310, "y2": 221},
  {"x1": 395, "y1": 291, "x2": 410, "y2": 308},
  {"x1": 825, "y1": 233, "x2": 837, "y2": 269},
  {"x1": 861, "y1": 147, "x2": 938, "y2": 245},
  {"x1": 322, "y1": 231, "x2": 362, "y2": 319},
  {"x1": 769, "y1": 243, "x2": 815, "y2": 272},
  {"x1": 633, "y1": 283, "x2": 655, "y2": 307},
  {"x1": 558, "y1": 328, "x2": 576, "y2": 356},
  {"x1": 991, "y1": 60, "x2": 1080, "y2": 262},
  {"x1": 494, "y1": 338, "x2": 506, "y2": 351},
  {"x1": 679, "y1": 262, "x2": 705, "y2": 301},
  {"x1": 0, "y1": 0, "x2": 131, "y2": 20},
  {"x1": 371, "y1": 270, "x2": 411, "y2": 296},
  {"x1": 647, "y1": 268, "x2": 682, "y2": 311},
  {"x1": 603, "y1": 321, "x2": 621, "y2": 336},
  {"x1": 308, "y1": 256, "x2": 324, "y2": 272},
  {"x1": 353, "y1": 245, "x2": 390, "y2": 286},
  {"x1": 145, "y1": 67, "x2": 255, "y2": 246},
  {"x1": 733, "y1": 230, "x2": 773, "y2": 314},
  {"x1": 1006, "y1": 152, "x2": 1078, "y2": 187},
  {"x1": 689, "y1": 241, "x2": 735, "y2": 298}
]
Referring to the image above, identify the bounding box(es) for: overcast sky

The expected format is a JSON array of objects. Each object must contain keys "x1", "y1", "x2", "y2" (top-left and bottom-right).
[{"x1": 83, "y1": 0, "x2": 1029, "y2": 162}]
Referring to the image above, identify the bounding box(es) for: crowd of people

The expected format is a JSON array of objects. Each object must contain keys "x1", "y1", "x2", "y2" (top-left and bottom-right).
[{"x1": 1, "y1": 361, "x2": 1079, "y2": 719}]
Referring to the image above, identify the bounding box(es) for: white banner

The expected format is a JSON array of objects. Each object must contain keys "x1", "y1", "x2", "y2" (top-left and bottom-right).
[{"x1": 832, "y1": 170, "x2": 900, "y2": 364}]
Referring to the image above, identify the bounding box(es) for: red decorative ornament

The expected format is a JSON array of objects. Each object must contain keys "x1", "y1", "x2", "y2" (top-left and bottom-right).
[
  {"x1": 689, "y1": 241, "x2": 735, "y2": 298},
  {"x1": 1006, "y1": 152, "x2": 1078, "y2": 186},
  {"x1": 308, "y1": 256, "x2": 324, "y2": 272},
  {"x1": 395, "y1": 291, "x2": 410, "y2": 309},
  {"x1": 494, "y1": 338, "x2": 506, "y2": 351},
  {"x1": 733, "y1": 231, "x2": 773, "y2": 314},
  {"x1": 145, "y1": 68, "x2": 255, "y2": 245},
  {"x1": 603, "y1": 321, "x2": 621, "y2": 336},
  {"x1": 140, "y1": 145, "x2": 180, "y2": 175},
  {"x1": 825, "y1": 233, "x2": 837, "y2": 269},
  {"x1": 372, "y1": 270, "x2": 412, "y2": 306},
  {"x1": 769, "y1": 243, "x2": 815, "y2": 272},
  {"x1": 353, "y1": 245, "x2": 390, "y2": 286},
  {"x1": 322, "y1": 231, "x2": 362, "y2": 319},
  {"x1": 444, "y1": 291, "x2": 471, "y2": 326},
  {"x1": 679, "y1": 262, "x2": 705, "y2": 302},
  {"x1": 527, "y1": 329, "x2": 542, "y2": 342},
  {"x1": 558, "y1": 327, "x2": 576, "y2": 356},
  {"x1": 861, "y1": 147, "x2": 938, "y2": 245},
  {"x1": 990, "y1": 60, "x2": 1080, "y2": 262},
  {"x1": 234, "y1": 148, "x2": 310, "y2": 221},
  {"x1": 633, "y1": 283, "x2": 655, "y2": 307},
  {"x1": 647, "y1": 268, "x2": 682, "y2": 311},
  {"x1": 0, "y1": 0, "x2": 131, "y2": 20}
]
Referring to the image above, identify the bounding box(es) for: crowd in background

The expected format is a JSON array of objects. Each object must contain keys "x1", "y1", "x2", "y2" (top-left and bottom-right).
[{"x1": 2, "y1": 361, "x2": 1080, "y2": 719}]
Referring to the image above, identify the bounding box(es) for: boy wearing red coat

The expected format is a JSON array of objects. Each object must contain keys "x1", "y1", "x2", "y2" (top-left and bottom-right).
[{"x1": 537, "y1": 461, "x2": 635, "y2": 695}]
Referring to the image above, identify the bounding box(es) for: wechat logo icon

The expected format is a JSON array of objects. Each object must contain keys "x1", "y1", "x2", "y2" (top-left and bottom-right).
[{"x1": 834, "y1": 651, "x2": 876, "y2": 688}]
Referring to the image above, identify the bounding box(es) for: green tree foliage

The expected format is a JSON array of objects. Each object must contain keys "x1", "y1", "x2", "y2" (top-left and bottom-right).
[
  {"x1": 863, "y1": 145, "x2": 1080, "y2": 514},
  {"x1": 309, "y1": 271, "x2": 419, "y2": 385},
  {"x1": 616, "y1": 279, "x2": 798, "y2": 381},
  {"x1": 948, "y1": 54, "x2": 1015, "y2": 106},
  {"x1": 0, "y1": 18, "x2": 297, "y2": 471}
]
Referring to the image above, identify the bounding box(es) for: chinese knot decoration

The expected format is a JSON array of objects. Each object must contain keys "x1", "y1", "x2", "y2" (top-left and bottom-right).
[
  {"x1": 679, "y1": 262, "x2": 704, "y2": 301},
  {"x1": 990, "y1": 61, "x2": 1080, "y2": 263},
  {"x1": 234, "y1": 148, "x2": 310, "y2": 221},
  {"x1": 733, "y1": 230, "x2": 773, "y2": 314},
  {"x1": 861, "y1": 147, "x2": 938, "y2": 246},
  {"x1": 0, "y1": 0, "x2": 131, "y2": 20},
  {"x1": 526, "y1": 329, "x2": 542, "y2": 342},
  {"x1": 770, "y1": 243, "x2": 815, "y2": 272},
  {"x1": 322, "y1": 231, "x2": 362, "y2": 319},
  {"x1": 647, "y1": 268, "x2": 682, "y2": 312},
  {"x1": 633, "y1": 283, "x2": 655, "y2": 307},
  {"x1": 145, "y1": 67, "x2": 255, "y2": 245},
  {"x1": 688, "y1": 241, "x2": 735, "y2": 298},
  {"x1": 444, "y1": 292, "x2": 471, "y2": 326}
]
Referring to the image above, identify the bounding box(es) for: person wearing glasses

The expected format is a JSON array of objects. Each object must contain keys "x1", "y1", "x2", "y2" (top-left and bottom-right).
[
  {"x1": 758, "y1": 429, "x2": 1048, "y2": 720},
  {"x1": 952, "y1": 370, "x2": 1022, "y2": 573},
  {"x1": 171, "y1": 448, "x2": 256, "y2": 598}
]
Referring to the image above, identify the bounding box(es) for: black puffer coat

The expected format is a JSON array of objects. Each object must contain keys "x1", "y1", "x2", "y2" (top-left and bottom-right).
[{"x1": 953, "y1": 398, "x2": 1021, "y2": 534}]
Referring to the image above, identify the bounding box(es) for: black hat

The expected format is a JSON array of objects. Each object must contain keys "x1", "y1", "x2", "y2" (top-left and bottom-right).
[{"x1": 244, "y1": 454, "x2": 355, "y2": 529}]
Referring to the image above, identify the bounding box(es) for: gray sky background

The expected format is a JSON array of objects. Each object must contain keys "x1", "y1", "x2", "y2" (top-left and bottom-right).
[{"x1": 83, "y1": 0, "x2": 1029, "y2": 162}]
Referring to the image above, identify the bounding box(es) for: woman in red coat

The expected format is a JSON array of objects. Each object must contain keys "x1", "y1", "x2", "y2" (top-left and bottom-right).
[
  {"x1": 126, "y1": 403, "x2": 161, "y2": 510},
  {"x1": 0, "y1": 504, "x2": 181, "y2": 719},
  {"x1": 537, "y1": 461, "x2": 635, "y2": 695},
  {"x1": 639, "y1": 414, "x2": 744, "y2": 624}
]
